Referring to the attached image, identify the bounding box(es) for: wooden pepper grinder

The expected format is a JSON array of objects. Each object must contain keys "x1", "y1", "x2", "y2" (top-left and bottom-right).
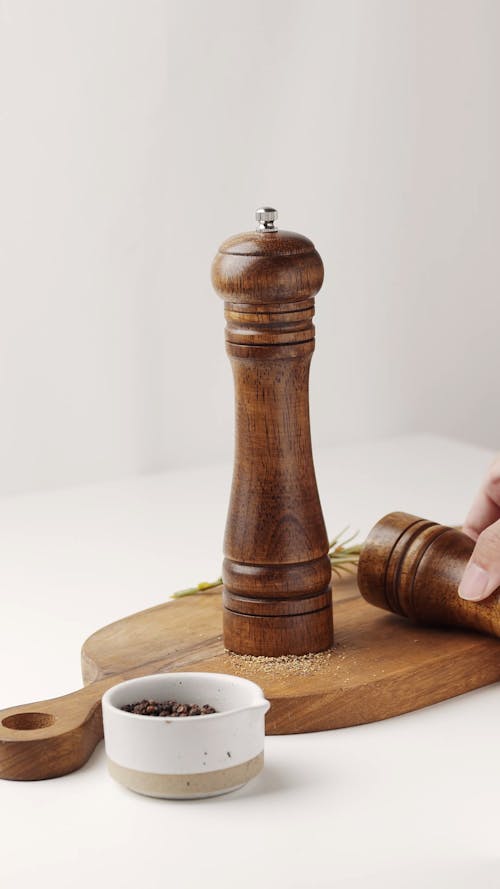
[
  {"x1": 358, "y1": 511, "x2": 500, "y2": 637},
  {"x1": 211, "y1": 208, "x2": 333, "y2": 657}
]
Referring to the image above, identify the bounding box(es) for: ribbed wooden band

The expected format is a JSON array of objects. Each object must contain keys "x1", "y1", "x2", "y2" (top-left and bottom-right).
[
  {"x1": 225, "y1": 340, "x2": 315, "y2": 360},
  {"x1": 226, "y1": 327, "x2": 315, "y2": 347},
  {"x1": 228, "y1": 297, "x2": 315, "y2": 314},
  {"x1": 393, "y1": 524, "x2": 454, "y2": 618},
  {"x1": 223, "y1": 587, "x2": 332, "y2": 617},
  {"x1": 225, "y1": 307, "x2": 314, "y2": 325},
  {"x1": 108, "y1": 752, "x2": 264, "y2": 798},
  {"x1": 385, "y1": 520, "x2": 439, "y2": 615},
  {"x1": 224, "y1": 299, "x2": 315, "y2": 347},
  {"x1": 358, "y1": 514, "x2": 428, "y2": 613},
  {"x1": 223, "y1": 555, "x2": 331, "y2": 599},
  {"x1": 226, "y1": 309, "x2": 314, "y2": 346}
]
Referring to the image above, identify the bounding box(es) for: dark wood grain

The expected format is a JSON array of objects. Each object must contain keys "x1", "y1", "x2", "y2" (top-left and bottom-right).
[
  {"x1": 2, "y1": 573, "x2": 500, "y2": 780},
  {"x1": 211, "y1": 227, "x2": 332, "y2": 655},
  {"x1": 358, "y1": 511, "x2": 500, "y2": 636}
]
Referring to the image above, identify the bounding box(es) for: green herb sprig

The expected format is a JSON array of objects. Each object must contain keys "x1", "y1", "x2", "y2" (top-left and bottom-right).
[{"x1": 328, "y1": 526, "x2": 362, "y2": 578}]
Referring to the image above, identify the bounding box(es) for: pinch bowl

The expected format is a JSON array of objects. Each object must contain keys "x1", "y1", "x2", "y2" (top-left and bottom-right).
[{"x1": 102, "y1": 672, "x2": 270, "y2": 799}]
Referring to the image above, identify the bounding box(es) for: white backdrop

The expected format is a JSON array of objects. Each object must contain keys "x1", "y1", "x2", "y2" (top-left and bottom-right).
[{"x1": 1, "y1": 0, "x2": 499, "y2": 495}]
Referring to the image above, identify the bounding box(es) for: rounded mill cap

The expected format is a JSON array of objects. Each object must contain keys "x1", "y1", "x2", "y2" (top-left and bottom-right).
[{"x1": 211, "y1": 208, "x2": 324, "y2": 305}]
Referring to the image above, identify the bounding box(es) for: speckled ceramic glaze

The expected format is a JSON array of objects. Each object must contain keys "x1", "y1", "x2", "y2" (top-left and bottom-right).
[{"x1": 102, "y1": 672, "x2": 270, "y2": 799}]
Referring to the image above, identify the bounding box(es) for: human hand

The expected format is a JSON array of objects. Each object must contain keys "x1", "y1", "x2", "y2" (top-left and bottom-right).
[{"x1": 459, "y1": 455, "x2": 500, "y2": 601}]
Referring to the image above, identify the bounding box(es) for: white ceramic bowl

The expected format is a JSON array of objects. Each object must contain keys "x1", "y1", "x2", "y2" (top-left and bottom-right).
[{"x1": 102, "y1": 672, "x2": 270, "y2": 799}]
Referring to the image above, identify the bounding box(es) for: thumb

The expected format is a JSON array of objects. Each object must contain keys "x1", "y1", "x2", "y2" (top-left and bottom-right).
[{"x1": 458, "y1": 517, "x2": 500, "y2": 601}]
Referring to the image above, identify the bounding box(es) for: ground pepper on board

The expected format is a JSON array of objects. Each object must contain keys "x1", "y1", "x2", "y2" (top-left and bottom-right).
[{"x1": 222, "y1": 646, "x2": 348, "y2": 677}]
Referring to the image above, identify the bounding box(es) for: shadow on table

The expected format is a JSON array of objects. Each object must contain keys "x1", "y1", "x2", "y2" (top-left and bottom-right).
[{"x1": 86, "y1": 746, "x2": 326, "y2": 804}]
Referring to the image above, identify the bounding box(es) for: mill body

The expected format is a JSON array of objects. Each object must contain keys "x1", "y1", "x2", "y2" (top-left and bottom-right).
[
  {"x1": 358, "y1": 511, "x2": 500, "y2": 637},
  {"x1": 211, "y1": 209, "x2": 333, "y2": 656}
]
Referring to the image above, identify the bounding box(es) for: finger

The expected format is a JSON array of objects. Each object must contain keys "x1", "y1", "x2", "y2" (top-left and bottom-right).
[
  {"x1": 463, "y1": 491, "x2": 500, "y2": 541},
  {"x1": 463, "y1": 455, "x2": 500, "y2": 539},
  {"x1": 458, "y1": 517, "x2": 500, "y2": 601}
]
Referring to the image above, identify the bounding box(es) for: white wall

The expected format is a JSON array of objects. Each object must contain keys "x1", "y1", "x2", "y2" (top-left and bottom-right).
[{"x1": 1, "y1": 0, "x2": 499, "y2": 495}]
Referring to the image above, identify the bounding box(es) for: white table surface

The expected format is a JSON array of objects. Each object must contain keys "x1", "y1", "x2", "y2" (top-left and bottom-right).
[{"x1": 0, "y1": 435, "x2": 498, "y2": 888}]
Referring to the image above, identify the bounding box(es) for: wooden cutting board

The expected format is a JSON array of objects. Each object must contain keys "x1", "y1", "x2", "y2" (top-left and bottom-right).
[{"x1": 0, "y1": 576, "x2": 499, "y2": 780}]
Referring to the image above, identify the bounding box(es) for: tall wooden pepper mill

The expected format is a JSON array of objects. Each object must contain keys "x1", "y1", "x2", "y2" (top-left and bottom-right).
[{"x1": 212, "y1": 208, "x2": 333, "y2": 657}]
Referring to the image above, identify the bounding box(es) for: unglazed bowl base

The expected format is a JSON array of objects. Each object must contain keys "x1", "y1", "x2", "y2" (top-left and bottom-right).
[{"x1": 107, "y1": 751, "x2": 264, "y2": 800}]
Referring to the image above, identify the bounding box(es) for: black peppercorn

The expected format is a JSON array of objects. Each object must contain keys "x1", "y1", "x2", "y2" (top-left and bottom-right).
[{"x1": 121, "y1": 699, "x2": 217, "y2": 717}]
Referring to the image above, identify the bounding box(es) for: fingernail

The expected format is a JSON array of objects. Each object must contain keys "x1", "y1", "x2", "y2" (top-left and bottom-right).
[{"x1": 458, "y1": 563, "x2": 490, "y2": 601}]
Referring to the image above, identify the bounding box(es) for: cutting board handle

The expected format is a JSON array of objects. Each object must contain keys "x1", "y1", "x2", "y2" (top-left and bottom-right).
[{"x1": 0, "y1": 676, "x2": 117, "y2": 780}]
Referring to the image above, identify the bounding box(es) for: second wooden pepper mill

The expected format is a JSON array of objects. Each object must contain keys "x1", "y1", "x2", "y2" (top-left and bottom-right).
[
  {"x1": 358, "y1": 511, "x2": 500, "y2": 637},
  {"x1": 212, "y1": 208, "x2": 333, "y2": 657}
]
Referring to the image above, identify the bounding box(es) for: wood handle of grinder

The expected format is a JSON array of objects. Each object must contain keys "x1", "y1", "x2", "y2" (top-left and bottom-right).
[
  {"x1": 358, "y1": 511, "x2": 500, "y2": 637},
  {"x1": 211, "y1": 208, "x2": 333, "y2": 656}
]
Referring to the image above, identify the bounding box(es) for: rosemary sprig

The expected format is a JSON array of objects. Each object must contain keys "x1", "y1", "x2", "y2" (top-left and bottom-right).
[
  {"x1": 172, "y1": 578, "x2": 223, "y2": 599},
  {"x1": 328, "y1": 526, "x2": 363, "y2": 579},
  {"x1": 172, "y1": 527, "x2": 362, "y2": 598}
]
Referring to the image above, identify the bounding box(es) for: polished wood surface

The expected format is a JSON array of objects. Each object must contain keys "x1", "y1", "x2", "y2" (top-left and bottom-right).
[
  {"x1": 211, "y1": 226, "x2": 332, "y2": 655},
  {"x1": 358, "y1": 511, "x2": 500, "y2": 636},
  {"x1": 1, "y1": 575, "x2": 499, "y2": 780}
]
